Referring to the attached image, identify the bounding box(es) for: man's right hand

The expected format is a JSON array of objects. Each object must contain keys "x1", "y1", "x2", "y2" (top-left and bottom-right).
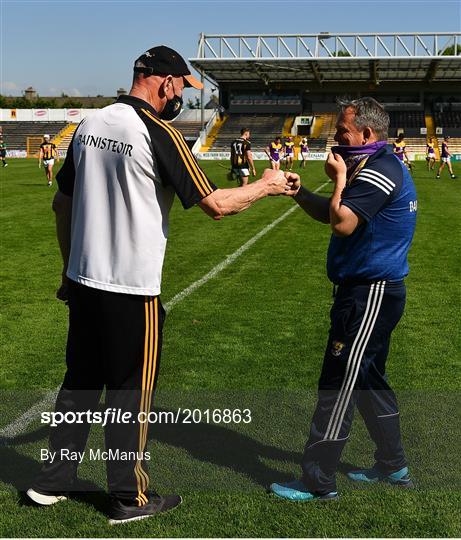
[
  {"x1": 260, "y1": 168, "x2": 288, "y2": 195},
  {"x1": 284, "y1": 171, "x2": 301, "y2": 196}
]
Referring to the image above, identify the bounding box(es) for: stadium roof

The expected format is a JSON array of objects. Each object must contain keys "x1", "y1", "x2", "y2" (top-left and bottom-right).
[{"x1": 189, "y1": 32, "x2": 461, "y2": 84}]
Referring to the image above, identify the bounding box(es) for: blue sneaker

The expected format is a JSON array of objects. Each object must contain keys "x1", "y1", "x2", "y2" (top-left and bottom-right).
[
  {"x1": 347, "y1": 466, "x2": 413, "y2": 487},
  {"x1": 270, "y1": 480, "x2": 338, "y2": 501}
]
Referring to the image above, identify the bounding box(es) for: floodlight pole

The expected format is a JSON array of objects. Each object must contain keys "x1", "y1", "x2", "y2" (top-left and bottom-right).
[{"x1": 200, "y1": 69, "x2": 205, "y2": 130}]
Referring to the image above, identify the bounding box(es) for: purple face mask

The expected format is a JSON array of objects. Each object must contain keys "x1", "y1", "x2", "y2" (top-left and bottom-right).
[{"x1": 332, "y1": 141, "x2": 387, "y2": 178}]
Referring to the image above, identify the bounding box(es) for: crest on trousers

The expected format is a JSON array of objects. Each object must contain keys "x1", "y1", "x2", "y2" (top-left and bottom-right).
[{"x1": 331, "y1": 340, "x2": 345, "y2": 357}]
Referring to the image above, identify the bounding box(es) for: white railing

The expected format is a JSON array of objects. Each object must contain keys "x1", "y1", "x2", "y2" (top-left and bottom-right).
[
  {"x1": 192, "y1": 109, "x2": 219, "y2": 154},
  {"x1": 193, "y1": 32, "x2": 461, "y2": 60}
]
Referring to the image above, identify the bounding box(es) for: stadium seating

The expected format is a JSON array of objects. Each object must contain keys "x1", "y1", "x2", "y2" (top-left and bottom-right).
[
  {"x1": 210, "y1": 114, "x2": 288, "y2": 151},
  {"x1": 433, "y1": 111, "x2": 461, "y2": 129},
  {"x1": 0, "y1": 121, "x2": 68, "y2": 151},
  {"x1": 230, "y1": 95, "x2": 301, "y2": 106},
  {"x1": 387, "y1": 137, "x2": 429, "y2": 156},
  {"x1": 207, "y1": 111, "x2": 455, "y2": 157},
  {"x1": 56, "y1": 124, "x2": 78, "y2": 155},
  {"x1": 170, "y1": 109, "x2": 215, "y2": 142},
  {"x1": 446, "y1": 137, "x2": 461, "y2": 153},
  {"x1": 306, "y1": 138, "x2": 328, "y2": 152},
  {"x1": 388, "y1": 111, "x2": 425, "y2": 128},
  {"x1": 400, "y1": 137, "x2": 461, "y2": 158},
  {"x1": 320, "y1": 112, "x2": 338, "y2": 152},
  {"x1": 170, "y1": 120, "x2": 202, "y2": 140},
  {"x1": 209, "y1": 112, "x2": 332, "y2": 152}
]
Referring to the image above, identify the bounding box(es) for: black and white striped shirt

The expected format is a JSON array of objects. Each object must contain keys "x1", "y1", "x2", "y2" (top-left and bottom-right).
[{"x1": 57, "y1": 95, "x2": 216, "y2": 296}]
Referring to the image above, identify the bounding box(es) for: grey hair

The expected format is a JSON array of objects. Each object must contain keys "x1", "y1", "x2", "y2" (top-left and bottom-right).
[{"x1": 337, "y1": 96, "x2": 389, "y2": 141}]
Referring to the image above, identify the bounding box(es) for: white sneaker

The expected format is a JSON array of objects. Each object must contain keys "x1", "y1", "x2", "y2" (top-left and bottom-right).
[
  {"x1": 47, "y1": 181, "x2": 52, "y2": 187},
  {"x1": 26, "y1": 488, "x2": 67, "y2": 506}
]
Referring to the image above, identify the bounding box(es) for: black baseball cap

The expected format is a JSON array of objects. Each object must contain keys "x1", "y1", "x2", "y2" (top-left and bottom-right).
[{"x1": 134, "y1": 45, "x2": 203, "y2": 89}]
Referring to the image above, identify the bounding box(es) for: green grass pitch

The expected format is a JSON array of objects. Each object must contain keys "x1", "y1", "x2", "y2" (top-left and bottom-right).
[{"x1": 0, "y1": 158, "x2": 460, "y2": 537}]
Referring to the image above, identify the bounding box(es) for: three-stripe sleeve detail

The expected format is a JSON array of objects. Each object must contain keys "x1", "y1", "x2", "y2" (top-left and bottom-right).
[
  {"x1": 324, "y1": 281, "x2": 386, "y2": 441},
  {"x1": 140, "y1": 108, "x2": 213, "y2": 198},
  {"x1": 356, "y1": 169, "x2": 395, "y2": 195}
]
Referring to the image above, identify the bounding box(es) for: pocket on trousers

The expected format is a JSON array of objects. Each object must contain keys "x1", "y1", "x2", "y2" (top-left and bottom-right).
[
  {"x1": 330, "y1": 297, "x2": 358, "y2": 342},
  {"x1": 158, "y1": 297, "x2": 166, "y2": 323}
]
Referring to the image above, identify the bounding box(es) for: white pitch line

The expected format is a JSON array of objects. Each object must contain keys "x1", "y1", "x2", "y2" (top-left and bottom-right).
[
  {"x1": 166, "y1": 206, "x2": 294, "y2": 310},
  {"x1": 0, "y1": 181, "x2": 330, "y2": 443},
  {"x1": 165, "y1": 181, "x2": 330, "y2": 310},
  {"x1": 0, "y1": 388, "x2": 58, "y2": 443}
]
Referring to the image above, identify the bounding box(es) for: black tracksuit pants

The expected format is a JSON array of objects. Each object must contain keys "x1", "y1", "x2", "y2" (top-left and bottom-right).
[
  {"x1": 34, "y1": 280, "x2": 164, "y2": 505},
  {"x1": 301, "y1": 280, "x2": 407, "y2": 494}
]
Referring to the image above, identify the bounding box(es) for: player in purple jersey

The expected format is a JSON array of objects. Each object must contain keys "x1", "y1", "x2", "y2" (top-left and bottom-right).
[
  {"x1": 436, "y1": 136, "x2": 456, "y2": 179},
  {"x1": 265, "y1": 137, "x2": 283, "y2": 170},
  {"x1": 283, "y1": 136, "x2": 295, "y2": 171},
  {"x1": 426, "y1": 137, "x2": 436, "y2": 171},
  {"x1": 299, "y1": 137, "x2": 309, "y2": 169},
  {"x1": 393, "y1": 134, "x2": 412, "y2": 171}
]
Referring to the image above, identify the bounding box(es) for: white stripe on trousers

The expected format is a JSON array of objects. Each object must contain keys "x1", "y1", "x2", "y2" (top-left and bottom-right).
[
  {"x1": 324, "y1": 283, "x2": 378, "y2": 440},
  {"x1": 329, "y1": 281, "x2": 386, "y2": 440},
  {"x1": 324, "y1": 281, "x2": 386, "y2": 441}
]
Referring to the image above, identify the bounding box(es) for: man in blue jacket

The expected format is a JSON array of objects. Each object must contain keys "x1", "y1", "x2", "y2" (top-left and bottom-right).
[{"x1": 271, "y1": 97, "x2": 417, "y2": 501}]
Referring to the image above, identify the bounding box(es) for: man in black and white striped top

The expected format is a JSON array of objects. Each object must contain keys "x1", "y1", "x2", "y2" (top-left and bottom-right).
[{"x1": 28, "y1": 45, "x2": 298, "y2": 524}]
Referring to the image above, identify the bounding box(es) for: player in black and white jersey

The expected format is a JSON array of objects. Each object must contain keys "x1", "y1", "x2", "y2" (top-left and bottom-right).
[
  {"x1": 230, "y1": 127, "x2": 256, "y2": 186},
  {"x1": 0, "y1": 134, "x2": 7, "y2": 167},
  {"x1": 39, "y1": 134, "x2": 59, "y2": 186},
  {"x1": 299, "y1": 137, "x2": 309, "y2": 169}
]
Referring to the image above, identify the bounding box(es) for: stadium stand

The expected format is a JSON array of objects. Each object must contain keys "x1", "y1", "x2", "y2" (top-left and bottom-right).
[
  {"x1": 210, "y1": 114, "x2": 288, "y2": 151},
  {"x1": 0, "y1": 121, "x2": 68, "y2": 151},
  {"x1": 388, "y1": 136, "x2": 429, "y2": 157},
  {"x1": 170, "y1": 120, "x2": 202, "y2": 140},
  {"x1": 191, "y1": 32, "x2": 460, "y2": 160},
  {"x1": 388, "y1": 111, "x2": 425, "y2": 129},
  {"x1": 55, "y1": 124, "x2": 78, "y2": 155},
  {"x1": 228, "y1": 94, "x2": 302, "y2": 114},
  {"x1": 206, "y1": 109, "x2": 436, "y2": 154},
  {"x1": 434, "y1": 110, "x2": 461, "y2": 129},
  {"x1": 0, "y1": 109, "x2": 213, "y2": 155},
  {"x1": 446, "y1": 137, "x2": 461, "y2": 153},
  {"x1": 305, "y1": 137, "x2": 327, "y2": 152},
  {"x1": 321, "y1": 112, "x2": 338, "y2": 152},
  {"x1": 171, "y1": 109, "x2": 214, "y2": 143}
]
